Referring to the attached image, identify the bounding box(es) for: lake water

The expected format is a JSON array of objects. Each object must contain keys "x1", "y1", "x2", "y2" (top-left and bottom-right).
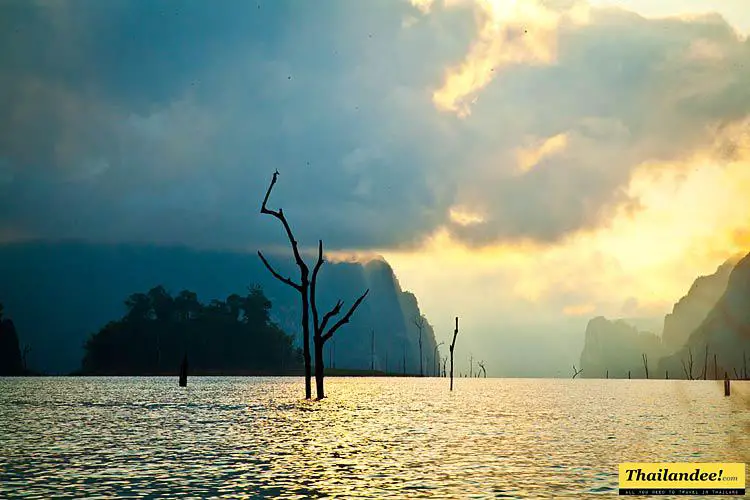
[{"x1": 1, "y1": 377, "x2": 748, "y2": 499}]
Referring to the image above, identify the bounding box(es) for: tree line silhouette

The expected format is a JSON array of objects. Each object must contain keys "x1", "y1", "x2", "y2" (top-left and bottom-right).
[{"x1": 81, "y1": 285, "x2": 303, "y2": 375}]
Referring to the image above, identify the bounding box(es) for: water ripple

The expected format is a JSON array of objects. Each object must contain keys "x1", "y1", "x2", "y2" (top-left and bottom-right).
[{"x1": 1, "y1": 377, "x2": 748, "y2": 499}]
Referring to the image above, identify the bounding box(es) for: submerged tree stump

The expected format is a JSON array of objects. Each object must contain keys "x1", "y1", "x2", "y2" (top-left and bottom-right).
[
  {"x1": 179, "y1": 354, "x2": 188, "y2": 387},
  {"x1": 724, "y1": 372, "x2": 730, "y2": 397}
]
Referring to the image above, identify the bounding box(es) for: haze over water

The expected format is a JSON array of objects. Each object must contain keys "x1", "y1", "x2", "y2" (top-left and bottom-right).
[{"x1": 1, "y1": 377, "x2": 748, "y2": 499}]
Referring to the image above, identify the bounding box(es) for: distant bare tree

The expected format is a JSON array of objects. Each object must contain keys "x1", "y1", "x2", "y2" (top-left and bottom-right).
[
  {"x1": 477, "y1": 361, "x2": 487, "y2": 378},
  {"x1": 701, "y1": 345, "x2": 708, "y2": 380},
  {"x1": 433, "y1": 341, "x2": 444, "y2": 377},
  {"x1": 442, "y1": 357, "x2": 447, "y2": 378},
  {"x1": 681, "y1": 347, "x2": 695, "y2": 380},
  {"x1": 21, "y1": 345, "x2": 31, "y2": 371},
  {"x1": 259, "y1": 171, "x2": 369, "y2": 400},
  {"x1": 572, "y1": 364, "x2": 583, "y2": 379},
  {"x1": 449, "y1": 317, "x2": 459, "y2": 391},
  {"x1": 414, "y1": 315, "x2": 425, "y2": 377},
  {"x1": 642, "y1": 353, "x2": 649, "y2": 379},
  {"x1": 469, "y1": 354, "x2": 474, "y2": 378},
  {"x1": 714, "y1": 354, "x2": 718, "y2": 380}
]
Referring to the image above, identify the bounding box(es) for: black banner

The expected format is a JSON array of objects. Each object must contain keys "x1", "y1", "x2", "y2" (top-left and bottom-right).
[{"x1": 619, "y1": 488, "x2": 745, "y2": 496}]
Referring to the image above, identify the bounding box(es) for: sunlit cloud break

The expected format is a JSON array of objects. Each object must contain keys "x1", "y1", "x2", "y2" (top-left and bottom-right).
[{"x1": 418, "y1": 0, "x2": 590, "y2": 117}]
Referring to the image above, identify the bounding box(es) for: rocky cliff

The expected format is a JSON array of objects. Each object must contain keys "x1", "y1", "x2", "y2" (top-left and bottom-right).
[
  {"x1": 579, "y1": 256, "x2": 740, "y2": 377},
  {"x1": 0, "y1": 240, "x2": 437, "y2": 374},
  {"x1": 580, "y1": 316, "x2": 665, "y2": 378},
  {"x1": 658, "y1": 252, "x2": 750, "y2": 379},
  {"x1": 661, "y1": 259, "x2": 737, "y2": 353}
]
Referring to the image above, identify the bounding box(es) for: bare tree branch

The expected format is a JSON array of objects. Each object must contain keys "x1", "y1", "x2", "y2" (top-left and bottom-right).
[
  {"x1": 310, "y1": 240, "x2": 325, "y2": 332},
  {"x1": 260, "y1": 170, "x2": 310, "y2": 278},
  {"x1": 320, "y1": 300, "x2": 343, "y2": 334},
  {"x1": 572, "y1": 364, "x2": 583, "y2": 379},
  {"x1": 257, "y1": 251, "x2": 302, "y2": 291},
  {"x1": 258, "y1": 170, "x2": 312, "y2": 399},
  {"x1": 322, "y1": 290, "x2": 370, "y2": 342}
]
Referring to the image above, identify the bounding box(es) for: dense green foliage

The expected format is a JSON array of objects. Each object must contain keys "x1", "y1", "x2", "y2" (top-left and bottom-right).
[{"x1": 81, "y1": 285, "x2": 302, "y2": 375}]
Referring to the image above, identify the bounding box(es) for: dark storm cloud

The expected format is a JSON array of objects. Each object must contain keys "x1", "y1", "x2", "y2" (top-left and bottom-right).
[{"x1": 0, "y1": 1, "x2": 749, "y2": 250}]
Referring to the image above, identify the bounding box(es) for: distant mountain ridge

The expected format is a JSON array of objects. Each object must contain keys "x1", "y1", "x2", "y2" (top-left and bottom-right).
[
  {"x1": 579, "y1": 254, "x2": 745, "y2": 378},
  {"x1": 661, "y1": 259, "x2": 737, "y2": 353},
  {"x1": 658, "y1": 252, "x2": 750, "y2": 379},
  {"x1": 0, "y1": 240, "x2": 438, "y2": 374},
  {"x1": 579, "y1": 316, "x2": 665, "y2": 378}
]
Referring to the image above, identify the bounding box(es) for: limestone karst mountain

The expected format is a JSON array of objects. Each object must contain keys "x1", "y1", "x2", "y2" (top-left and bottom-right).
[{"x1": 0, "y1": 240, "x2": 437, "y2": 374}]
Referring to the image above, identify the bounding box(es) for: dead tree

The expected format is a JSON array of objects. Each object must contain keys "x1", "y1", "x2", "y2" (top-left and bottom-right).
[
  {"x1": 702, "y1": 344, "x2": 708, "y2": 380},
  {"x1": 744, "y1": 351, "x2": 748, "y2": 380},
  {"x1": 681, "y1": 348, "x2": 695, "y2": 380},
  {"x1": 311, "y1": 240, "x2": 369, "y2": 399},
  {"x1": 260, "y1": 171, "x2": 369, "y2": 399},
  {"x1": 449, "y1": 317, "x2": 459, "y2": 391},
  {"x1": 572, "y1": 364, "x2": 583, "y2": 379},
  {"x1": 433, "y1": 341, "x2": 444, "y2": 377},
  {"x1": 403, "y1": 342, "x2": 406, "y2": 375},
  {"x1": 714, "y1": 354, "x2": 718, "y2": 380},
  {"x1": 469, "y1": 354, "x2": 474, "y2": 378},
  {"x1": 414, "y1": 315, "x2": 425, "y2": 377},
  {"x1": 477, "y1": 361, "x2": 487, "y2": 378},
  {"x1": 371, "y1": 329, "x2": 375, "y2": 372},
  {"x1": 259, "y1": 170, "x2": 313, "y2": 399},
  {"x1": 442, "y1": 357, "x2": 447, "y2": 377},
  {"x1": 21, "y1": 345, "x2": 31, "y2": 371},
  {"x1": 641, "y1": 353, "x2": 649, "y2": 379}
]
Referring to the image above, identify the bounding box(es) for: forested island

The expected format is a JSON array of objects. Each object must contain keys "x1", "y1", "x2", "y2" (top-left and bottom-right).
[{"x1": 80, "y1": 285, "x2": 303, "y2": 375}]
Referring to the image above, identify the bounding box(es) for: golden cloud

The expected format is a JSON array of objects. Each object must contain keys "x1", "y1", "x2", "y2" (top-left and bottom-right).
[
  {"x1": 430, "y1": 0, "x2": 590, "y2": 117},
  {"x1": 515, "y1": 133, "x2": 569, "y2": 173}
]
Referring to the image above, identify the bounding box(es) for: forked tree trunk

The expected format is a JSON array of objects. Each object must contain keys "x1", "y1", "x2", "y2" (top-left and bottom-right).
[{"x1": 310, "y1": 240, "x2": 369, "y2": 399}]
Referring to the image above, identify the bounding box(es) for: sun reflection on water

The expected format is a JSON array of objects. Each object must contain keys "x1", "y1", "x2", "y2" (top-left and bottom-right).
[{"x1": 0, "y1": 377, "x2": 748, "y2": 498}]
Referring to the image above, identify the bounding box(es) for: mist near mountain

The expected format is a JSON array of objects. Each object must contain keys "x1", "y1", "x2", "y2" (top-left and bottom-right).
[
  {"x1": 0, "y1": 240, "x2": 437, "y2": 374},
  {"x1": 579, "y1": 253, "x2": 748, "y2": 379},
  {"x1": 661, "y1": 259, "x2": 737, "y2": 354},
  {"x1": 658, "y1": 252, "x2": 750, "y2": 379}
]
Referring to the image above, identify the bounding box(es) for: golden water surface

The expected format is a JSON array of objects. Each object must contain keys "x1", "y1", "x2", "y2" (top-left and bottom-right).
[{"x1": 1, "y1": 377, "x2": 748, "y2": 498}]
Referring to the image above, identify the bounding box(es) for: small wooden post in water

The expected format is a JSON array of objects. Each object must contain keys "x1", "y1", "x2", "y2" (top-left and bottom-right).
[
  {"x1": 724, "y1": 372, "x2": 730, "y2": 397},
  {"x1": 179, "y1": 354, "x2": 188, "y2": 387},
  {"x1": 606, "y1": 370, "x2": 608, "y2": 379},
  {"x1": 628, "y1": 370, "x2": 631, "y2": 380}
]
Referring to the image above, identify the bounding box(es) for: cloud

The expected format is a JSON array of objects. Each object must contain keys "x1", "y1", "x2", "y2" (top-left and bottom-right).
[
  {"x1": 431, "y1": 0, "x2": 591, "y2": 117},
  {"x1": 0, "y1": 0, "x2": 749, "y2": 253}
]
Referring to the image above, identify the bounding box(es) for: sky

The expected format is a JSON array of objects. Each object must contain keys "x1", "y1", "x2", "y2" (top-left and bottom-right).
[{"x1": 1, "y1": 0, "x2": 749, "y2": 375}]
